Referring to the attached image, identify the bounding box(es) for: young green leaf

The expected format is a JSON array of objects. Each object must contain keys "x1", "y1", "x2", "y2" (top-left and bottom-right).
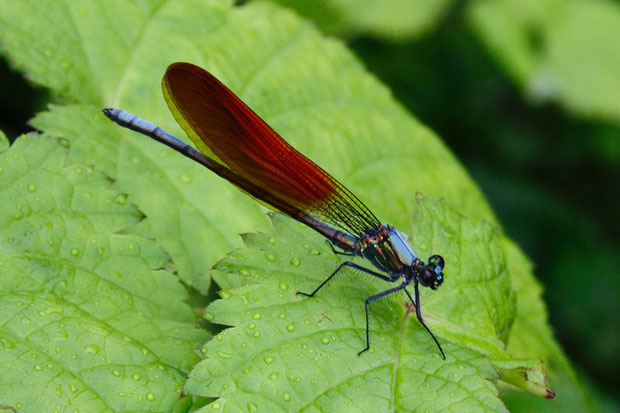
[
  {"x1": 408, "y1": 196, "x2": 515, "y2": 360},
  {"x1": 0, "y1": 134, "x2": 208, "y2": 412},
  {"x1": 187, "y1": 202, "x2": 548, "y2": 411},
  {"x1": 268, "y1": 0, "x2": 454, "y2": 40}
]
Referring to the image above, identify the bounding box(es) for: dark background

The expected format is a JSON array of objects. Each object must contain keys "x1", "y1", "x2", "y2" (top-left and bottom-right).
[{"x1": 1, "y1": 1, "x2": 617, "y2": 407}]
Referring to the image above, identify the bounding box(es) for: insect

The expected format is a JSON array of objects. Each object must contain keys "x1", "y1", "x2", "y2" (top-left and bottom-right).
[{"x1": 103, "y1": 62, "x2": 446, "y2": 358}]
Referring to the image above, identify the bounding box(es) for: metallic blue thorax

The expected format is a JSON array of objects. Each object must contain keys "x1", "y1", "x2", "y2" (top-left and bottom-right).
[{"x1": 360, "y1": 225, "x2": 417, "y2": 277}]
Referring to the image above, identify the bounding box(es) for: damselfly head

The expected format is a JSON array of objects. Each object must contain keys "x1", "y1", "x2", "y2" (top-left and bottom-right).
[{"x1": 419, "y1": 254, "x2": 445, "y2": 290}]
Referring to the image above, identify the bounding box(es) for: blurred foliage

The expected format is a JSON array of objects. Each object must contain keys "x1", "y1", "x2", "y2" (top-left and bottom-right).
[
  {"x1": 276, "y1": 0, "x2": 620, "y2": 125},
  {"x1": 266, "y1": 0, "x2": 454, "y2": 40},
  {"x1": 469, "y1": 0, "x2": 620, "y2": 123}
]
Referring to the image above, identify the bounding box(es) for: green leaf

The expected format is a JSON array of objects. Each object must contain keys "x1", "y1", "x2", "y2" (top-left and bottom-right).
[
  {"x1": 267, "y1": 0, "x2": 454, "y2": 40},
  {"x1": 491, "y1": 359, "x2": 554, "y2": 399},
  {"x1": 468, "y1": 0, "x2": 620, "y2": 123},
  {"x1": 0, "y1": 0, "x2": 494, "y2": 292},
  {"x1": 0, "y1": 0, "x2": 584, "y2": 409},
  {"x1": 187, "y1": 203, "x2": 547, "y2": 411},
  {"x1": 0, "y1": 134, "x2": 208, "y2": 412}
]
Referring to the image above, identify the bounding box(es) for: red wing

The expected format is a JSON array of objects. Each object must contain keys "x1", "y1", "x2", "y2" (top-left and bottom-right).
[{"x1": 162, "y1": 62, "x2": 380, "y2": 236}]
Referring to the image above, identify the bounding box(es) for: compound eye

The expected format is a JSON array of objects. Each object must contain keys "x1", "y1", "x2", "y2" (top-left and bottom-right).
[
  {"x1": 421, "y1": 267, "x2": 436, "y2": 287},
  {"x1": 428, "y1": 254, "x2": 445, "y2": 270}
]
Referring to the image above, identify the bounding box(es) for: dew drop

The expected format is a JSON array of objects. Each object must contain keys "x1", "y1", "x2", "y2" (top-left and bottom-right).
[
  {"x1": 247, "y1": 323, "x2": 256, "y2": 330},
  {"x1": 204, "y1": 312, "x2": 215, "y2": 321},
  {"x1": 46, "y1": 305, "x2": 63, "y2": 315},
  {"x1": 246, "y1": 401, "x2": 258, "y2": 413},
  {"x1": 268, "y1": 372, "x2": 279, "y2": 381},
  {"x1": 27, "y1": 184, "x2": 37, "y2": 192},
  {"x1": 252, "y1": 313, "x2": 261, "y2": 320},
  {"x1": 278, "y1": 281, "x2": 289, "y2": 291},
  {"x1": 219, "y1": 291, "x2": 232, "y2": 299},
  {"x1": 277, "y1": 312, "x2": 287, "y2": 319},
  {"x1": 217, "y1": 351, "x2": 232, "y2": 359},
  {"x1": 321, "y1": 337, "x2": 330, "y2": 345},
  {"x1": 238, "y1": 268, "x2": 250, "y2": 277},
  {"x1": 301, "y1": 344, "x2": 308, "y2": 350},
  {"x1": 145, "y1": 392, "x2": 156, "y2": 401},
  {"x1": 309, "y1": 248, "x2": 320, "y2": 255},
  {"x1": 84, "y1": 344, "x2": 99, "y2": 355},
  {"x1": 33, "y1": 364, "x2": 43, "y2": 371},
  {"x1": 179, "y1": 174, "x2": 192, "y2": 183},
  {"x1": 200, "y1": 347, "x2": 208, "y2": 354},
  {"x1": 263, "y1": 356, "x2": 275, "y2": 364},
  {"x1": 253, "y1": 331, "x2": 261, "y2": 338},
  {"x1": 69, "y1": 384, "x2": 77, "y2": 393},
  {"x1": 265, "y1": 254, "x2": 276, "y2": 262},
  {"x1": 111, "y1": 370, "x2": 120, "y2": 377},
  {"x1": 286, "y1": 323, "x2": 295, "y2": 332},
  {"x1": 268, "y1": 237, "x2": 277, "y2": 244},
  {"x1": 283, "y1": 392, "x2": 290, "y2": 402},
  {"x1": 132, "y1": 373, "x2": 141, "y2": 381},
  {"x1": 113, "y1": 193, "x2": 127, "y2": 205},
  {"x1": 211, "y1": 401, "x2": 221, "y2": 409},
  {"x1": 290, "y1": 257, "x2": 301, "y2": 267}
]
